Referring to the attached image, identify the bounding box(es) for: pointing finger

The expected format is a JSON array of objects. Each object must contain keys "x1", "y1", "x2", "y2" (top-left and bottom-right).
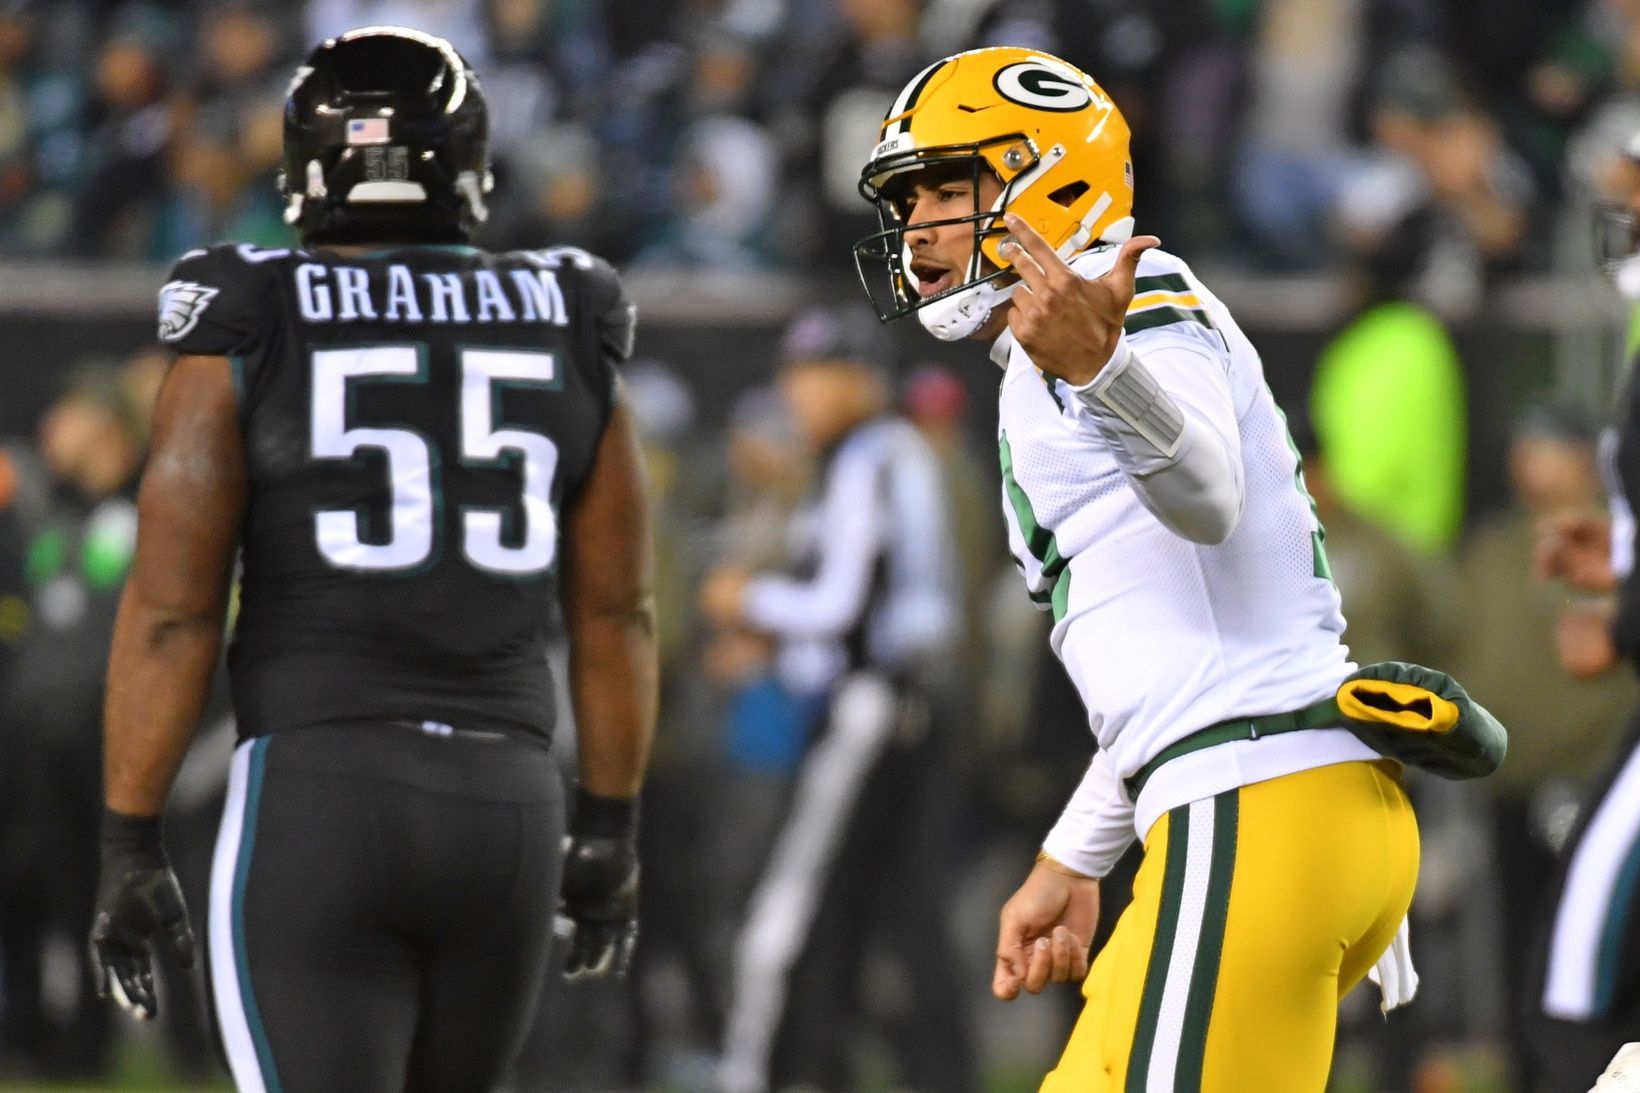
[
  {"x1": 1002, "y1": 213, "x2": 1072, "y2": 280},
  {"x1": 999, "y1": 234, "x2": 1049, "y2": 293}
]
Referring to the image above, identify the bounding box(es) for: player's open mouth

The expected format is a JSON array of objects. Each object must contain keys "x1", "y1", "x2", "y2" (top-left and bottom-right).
[{"x1": 913, "y1": 264, "x2": 955, "y2": 298}]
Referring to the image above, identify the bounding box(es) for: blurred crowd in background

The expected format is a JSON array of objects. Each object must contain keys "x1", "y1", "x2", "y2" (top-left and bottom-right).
[
  {"x1": 2, "y1": 0, "x2": 1640, "y2": 1091},
  {"x1": 0, "y1": 0, "x2": 1634, "y2": 283}
]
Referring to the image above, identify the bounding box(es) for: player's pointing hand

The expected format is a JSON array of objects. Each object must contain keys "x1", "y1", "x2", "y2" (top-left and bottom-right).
[{"x1": 999, "y1": 213, "x2": 1159, "y2": 386}]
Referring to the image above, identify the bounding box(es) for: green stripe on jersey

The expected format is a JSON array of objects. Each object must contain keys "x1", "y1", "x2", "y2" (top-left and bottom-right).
[
  {"x1": 1133, "y1": 273, "x2": 1191, "y2": 295},
  {"x1": 1125, "y1": 305, "x2": 1216, "y2": 336},
  {"x1": 999, "y1": 432, "x2": 1070, "y2": 621}
]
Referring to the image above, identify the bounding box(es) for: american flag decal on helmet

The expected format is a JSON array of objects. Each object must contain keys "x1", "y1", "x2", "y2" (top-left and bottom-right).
[
  {"x1": 347, "y1": 118, "x2": 390, "y2": 145},
  {"x1": 1124, "y1": 160, "x2": 1134, "y2": 188},
  {"x1": 157, "y1": 281, "x2": 220, "y2": 343}
]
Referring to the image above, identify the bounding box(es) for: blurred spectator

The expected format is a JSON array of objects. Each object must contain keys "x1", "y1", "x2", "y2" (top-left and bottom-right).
[
  {"x1": 65, "y1": 4, "x2": 179, "y2": 258},
  {"x1": 0, "y1": 3, "x2": 89, "y2": 255},
  {"x1": 767, "y1": 0, "x2": 927, "y2": 270},
  {"x1": 484, "y1": 0, "x2": 610, "y2": 130},
  {"x1": 0, "y1": 449, "x2": 26, "y2": 1071},
  {"x1": 1310, "y1": 202, "x2": 1469, "y2": 556},
  {"x1": 117, "y1": 345, "x2": 167, "y2": 445},
  {"x1": 479, "y1": 122, "x2": 613, "y2": 254},
  {"x1": 636, "y1": 114, "x2": 777, "y2": 269},
  {"x1": 1450, "y1": 400, "x2": 1638, "y2": 1091},
  {"x1": 0, "y1": 364, "x2": 144, "y2": 1080},
  {"x1": 694, "y1": 386, "x2": 815, "y2": 1078},
  {"x1": 164, "y1": 6, "x2": 291, "y2": 251},
  {"x1": 473, "y1": 0, "x2": 622, "y2": 255},
  {"x1": 1234, "y1": 0, "x2": 1372, "y2": 269},
  {"x1": 1293, "y1": 420, "x2": 1447, "y2": 666},
  {"x1": 1145, "y1": 0, "x2": 1256, "y2": 256},
  {"x1": 1335, "y1": 46, "x2": 1535, "y2": 310}
]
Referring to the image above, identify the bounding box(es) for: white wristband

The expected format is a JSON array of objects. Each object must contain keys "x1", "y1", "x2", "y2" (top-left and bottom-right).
[{"x1": 1070, "y1": 340, "x2": 1186, "y2": 459}]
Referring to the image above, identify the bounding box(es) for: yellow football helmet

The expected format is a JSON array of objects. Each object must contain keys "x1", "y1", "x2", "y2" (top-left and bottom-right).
[{"x1": 853, "y1": 47, "x2": 1134, "y2": 340}]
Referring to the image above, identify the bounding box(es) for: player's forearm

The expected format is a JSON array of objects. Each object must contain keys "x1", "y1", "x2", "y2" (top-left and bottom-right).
[
  {"x1": 1069, "y1": 338, "x2": 1244, "y2": 543},
  {"x1": 1042, "y1": 749, "x2": 1136, "y2": 879},
  {"x1": 566, "y1": 598, "x2": 657, "y2": 799},
  {"x1": 1126, "y1": 419, "x2": 1243, "y2": 544},
  {"x1": 103, "y1": 586, "x2": 227, "y2": 817}
]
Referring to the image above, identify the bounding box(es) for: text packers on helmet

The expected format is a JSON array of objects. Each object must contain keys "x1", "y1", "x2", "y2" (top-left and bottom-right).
[
  {"x1": 280, "y1": 26, "x2": 492, "y2": 245},
  {"x1": 853, "y1": 47, "x2": 1134, "y2": 340}
]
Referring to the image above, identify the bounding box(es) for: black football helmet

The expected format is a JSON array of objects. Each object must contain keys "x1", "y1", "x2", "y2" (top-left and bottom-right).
[{"x1": 280, "y1": 26, "x2": 491, "y2": 244}]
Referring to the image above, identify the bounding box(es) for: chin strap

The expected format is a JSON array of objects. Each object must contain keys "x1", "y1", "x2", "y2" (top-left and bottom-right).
[{"x1": 918, "y1": 215, "x2": 1137, "y2": 342}]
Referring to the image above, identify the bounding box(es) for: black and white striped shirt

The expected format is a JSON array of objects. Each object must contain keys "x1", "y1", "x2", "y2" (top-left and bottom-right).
[{"x1": 742, "y1": 416, "x2": 957, "y2": 694}]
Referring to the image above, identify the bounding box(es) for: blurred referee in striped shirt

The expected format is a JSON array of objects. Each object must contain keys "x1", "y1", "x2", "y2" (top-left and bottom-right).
[{"x1": 701, "y1": 304, "x2": 977, "y2": 1093}]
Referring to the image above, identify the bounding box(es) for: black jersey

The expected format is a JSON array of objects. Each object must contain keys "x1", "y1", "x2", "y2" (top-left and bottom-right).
[{"x1": 157, "y1": 241, "x2": 635, "y2": 739}]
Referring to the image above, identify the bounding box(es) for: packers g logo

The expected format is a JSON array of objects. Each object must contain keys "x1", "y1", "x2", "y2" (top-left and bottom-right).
[{"x1": 993, "y1": 61, "x2": 1093, "y2": 112}]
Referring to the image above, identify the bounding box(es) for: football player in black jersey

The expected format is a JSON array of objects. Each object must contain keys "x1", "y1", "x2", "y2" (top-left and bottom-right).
[{"x1": 87, "y1": 27, "x2": 656, "y2": 1091}]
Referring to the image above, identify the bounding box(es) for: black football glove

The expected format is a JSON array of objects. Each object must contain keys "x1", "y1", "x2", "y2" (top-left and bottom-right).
[
  {"x1": 88, "y1": 810, "x2": 196, "y2": 1022},
  {"x1": 557, "y1": 788, "x2": 639, "y2": 982}
]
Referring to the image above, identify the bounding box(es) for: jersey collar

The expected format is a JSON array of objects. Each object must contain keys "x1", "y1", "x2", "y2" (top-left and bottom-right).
[{"x1": 989, "y1": 328, "x2": 1016, "y2": 370}]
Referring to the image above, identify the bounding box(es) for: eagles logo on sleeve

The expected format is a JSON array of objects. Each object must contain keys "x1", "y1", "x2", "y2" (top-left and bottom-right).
[{"x1": 157, "y1": 280, "x2": 221, "y2": 344}]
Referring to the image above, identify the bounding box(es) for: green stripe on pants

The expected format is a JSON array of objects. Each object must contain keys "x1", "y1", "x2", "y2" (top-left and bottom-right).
[{"x1": 1127, "y1": 803, "x2": 1192, "y2": 1091}]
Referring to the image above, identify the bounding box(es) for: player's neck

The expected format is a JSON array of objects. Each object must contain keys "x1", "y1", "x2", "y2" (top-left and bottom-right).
[{"x1": 317, "y1": 242, "x2": 419, "y2": 258}]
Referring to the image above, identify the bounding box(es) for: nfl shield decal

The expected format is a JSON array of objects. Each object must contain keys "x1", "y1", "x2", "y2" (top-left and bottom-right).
[{"x1": 158, "y1": 280, "x2": 220, "y2": 343}]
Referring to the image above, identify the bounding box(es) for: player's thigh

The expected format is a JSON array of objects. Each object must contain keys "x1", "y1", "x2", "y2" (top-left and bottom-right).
[
  {"x1": 210, "y1": 737, "x2": 417, "y2": 1093},
  {"x1": 1040, "y1": 809, "x2": 1176, "y2": 1093},
  {"x1": 1202, "y1": 761, "x2": 1418, "y2": 1093},
  {"x1": 405, "y1": 785, "x2": 565, "y2": 1093},
  {"x1": 1043, "y1": 761, "x2": 1418, "y2": 1093}
]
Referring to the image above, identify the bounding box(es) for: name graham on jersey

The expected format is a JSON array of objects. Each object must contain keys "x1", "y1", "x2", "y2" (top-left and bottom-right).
[{"x1": 293, "y1": 262, "x2": 573, "y2": 326}]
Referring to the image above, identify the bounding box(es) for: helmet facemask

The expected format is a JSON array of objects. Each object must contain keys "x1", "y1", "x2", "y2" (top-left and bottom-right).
[
  {"x1": 854, "y1": 134, "x2": 1131, "y2": 341},
  {"x1": 854, "y1": 138, "x2": 1020, "y2": 341}
]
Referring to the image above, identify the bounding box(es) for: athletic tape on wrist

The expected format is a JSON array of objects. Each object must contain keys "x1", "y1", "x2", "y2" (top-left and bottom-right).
[{"x1": 1073, "y1": 343, "x2": 1186, "y2": 458}]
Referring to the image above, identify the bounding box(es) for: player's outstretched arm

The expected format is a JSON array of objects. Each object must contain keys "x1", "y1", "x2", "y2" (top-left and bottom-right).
[{"x1": 95, "y1": 353, "x2": 245, "y2": 1020}]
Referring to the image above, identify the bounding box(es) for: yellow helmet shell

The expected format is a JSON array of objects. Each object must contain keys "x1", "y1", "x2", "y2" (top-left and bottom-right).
[{"x1": 866, "y1": 47, "x2": 1134, "y2": 269}]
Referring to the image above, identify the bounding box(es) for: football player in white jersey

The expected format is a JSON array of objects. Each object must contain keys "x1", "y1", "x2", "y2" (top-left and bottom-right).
[{"x1": 854, "y1": 47, "x2": 1421, "y2": 1091}]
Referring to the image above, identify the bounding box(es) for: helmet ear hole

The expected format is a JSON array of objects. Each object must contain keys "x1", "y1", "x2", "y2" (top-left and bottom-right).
[{"x1": 1048, "y1": 180, "x2": 1089, "y2": 208}]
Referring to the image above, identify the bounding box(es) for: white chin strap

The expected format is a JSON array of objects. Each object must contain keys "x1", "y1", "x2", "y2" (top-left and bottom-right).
[
  {"x1": 918, "y1": 277, "x2": 1018, "y2": 341},
  {"x1": 916, "y1": 213, "x2": 1136, "y2": 342}
]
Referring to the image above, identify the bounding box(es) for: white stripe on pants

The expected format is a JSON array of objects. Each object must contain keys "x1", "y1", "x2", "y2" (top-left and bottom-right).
[
  {"x1": 718, "y1": 675, "x2": 898, "y2": 1093},
  {"x1": 1147, "y1": 796, "x2": 1217, "y2": 1092},
  {"x1": 209, "y1": 741, "x2": 267, "y2": 1093}
]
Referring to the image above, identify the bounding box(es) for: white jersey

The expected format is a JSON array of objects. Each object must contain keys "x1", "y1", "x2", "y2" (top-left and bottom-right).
[{"x1": 996, "y1": 246, "x2": 1377, "y2": 868}]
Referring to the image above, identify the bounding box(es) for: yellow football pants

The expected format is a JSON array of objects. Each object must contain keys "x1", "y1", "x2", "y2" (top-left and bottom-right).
[{"x1": 1041, "y1": 759, "x2": 1419, "y2": 1093}]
